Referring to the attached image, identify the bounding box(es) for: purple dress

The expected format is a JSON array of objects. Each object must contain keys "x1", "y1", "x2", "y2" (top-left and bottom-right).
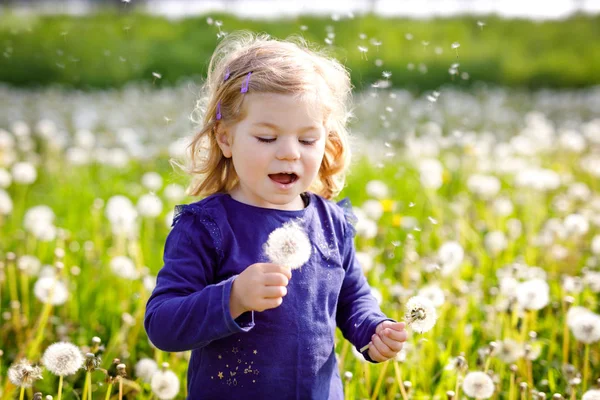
[{"x1": 144, "y1": 192, "x2": 394, "y2": 399}]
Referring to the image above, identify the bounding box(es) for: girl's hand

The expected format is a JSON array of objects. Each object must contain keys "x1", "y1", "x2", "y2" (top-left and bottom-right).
[
  {"x1": 367, "y1": 321, "x2": 408, "y2": 362},
  {"x1": 230, "y1": 263, "x2": 292, "y2": 317}
]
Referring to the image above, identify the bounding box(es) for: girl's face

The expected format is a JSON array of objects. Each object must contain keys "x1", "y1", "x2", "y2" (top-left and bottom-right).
[{"x1": 217, "y1": 92, "x2": 327, "y2": 210}]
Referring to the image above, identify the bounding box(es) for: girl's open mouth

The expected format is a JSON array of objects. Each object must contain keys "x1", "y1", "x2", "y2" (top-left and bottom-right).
[{"x1": 269, "y1": 173, "x2": 299, "y2": 187}]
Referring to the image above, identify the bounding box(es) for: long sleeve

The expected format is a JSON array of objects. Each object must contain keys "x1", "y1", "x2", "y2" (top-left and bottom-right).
[
  {"x1": 335, "y1": 201, "x2": 395, "y2": 363},
  {"x1": 144, "y1": 211, "x2": 254, "y2": 352}
]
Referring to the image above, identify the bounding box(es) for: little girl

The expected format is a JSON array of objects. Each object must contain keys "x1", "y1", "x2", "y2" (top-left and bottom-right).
[{"x1": 144, "y1": 31, "x2": 407, "y2": 399}]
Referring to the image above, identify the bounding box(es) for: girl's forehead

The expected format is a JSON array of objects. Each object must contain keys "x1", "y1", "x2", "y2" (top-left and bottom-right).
[{"x1": 242, "y1": 92, "x2": 326, "y2": 125}]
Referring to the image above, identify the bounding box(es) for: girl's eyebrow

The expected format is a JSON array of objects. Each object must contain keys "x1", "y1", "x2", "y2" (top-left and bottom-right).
[{"x1": 252, "y1": 121, "x2": 319, "y2": 133}]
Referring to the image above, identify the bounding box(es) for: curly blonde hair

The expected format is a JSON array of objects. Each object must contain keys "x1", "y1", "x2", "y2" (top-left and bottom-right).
[{"x1": 180, "y1": 31, "x2": 353, "y2": 200}]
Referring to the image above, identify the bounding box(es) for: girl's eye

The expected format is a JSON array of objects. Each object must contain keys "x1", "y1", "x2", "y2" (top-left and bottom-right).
[
  {"x1": 300, "y1": 140, "x2": 316, "y2": 146},
  {"x1": 256, "y1": 137, "x2": 275, "y2": 143}
]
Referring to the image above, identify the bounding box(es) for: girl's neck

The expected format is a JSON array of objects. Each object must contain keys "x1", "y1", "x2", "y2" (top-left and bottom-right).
[{"x1": 228, "y1": 187, "x2": 308, "y2": 211}]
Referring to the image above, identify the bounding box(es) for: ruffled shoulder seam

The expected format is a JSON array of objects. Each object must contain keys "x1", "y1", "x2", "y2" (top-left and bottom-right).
[
  {"x1": 336, "y1": 197, "x2": 357, "y2": 238},
  {"x1": 172, "y1": 201, "x2": 224, "y2": 263}
]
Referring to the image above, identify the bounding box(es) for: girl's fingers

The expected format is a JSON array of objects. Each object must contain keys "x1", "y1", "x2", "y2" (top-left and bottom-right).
[
  {"x1": 372, "y1": 333, "x2": 393, "y2": 358},
  {"x1": 262, "y1": 285, "x2": 287, "y2": 298},
  {"x1": 381, "y1": 328, "x2": 408, "y2": 343},
  {"x1": 379, "y1": 331, "x2": 405, "y2": 352},
  {"x1": 368, "y1": 341, "x2": 385, "y2": 363}
]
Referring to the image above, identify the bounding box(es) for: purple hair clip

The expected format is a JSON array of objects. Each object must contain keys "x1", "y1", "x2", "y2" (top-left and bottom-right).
[
  {"x1": 241, "y1": 72, "x2": 252, "y2": 93},
  {"x1": 216, "y1": 100, "x2": 222, "y2": 120},
  {"x1": 224, "y1": 67, "x2": 230, "y2": 81}
]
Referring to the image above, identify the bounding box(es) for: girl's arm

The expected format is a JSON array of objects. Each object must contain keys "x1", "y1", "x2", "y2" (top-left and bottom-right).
[
  {"x1": 144, "y1": 214, "x2": 254, "y2": 352},
  {"x1": 335, "y1": 224, "x2": 395, "y2": 363}
]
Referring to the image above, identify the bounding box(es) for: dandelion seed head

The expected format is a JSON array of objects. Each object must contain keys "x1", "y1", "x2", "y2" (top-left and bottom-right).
[
  {"x1": 110, "y1": 255, "x2": 140, "y2": 280},
  {"x1": 264, "y1": 221, "x2": 311, "y2": 270},
  {"x1": 582, "y1": 389, "x2": 600, "y2": 400},
  {"x1": 462, "y1": 371, "x2": 495, "y2": 399},
  {"x1": 570, "y1": 312, "x2": 600, "y2": 344},
  {"x1": 42, "y1": 342, "x2": 84, "y2": 376},
  {"x1": 516, "y1": 278, "x2": 549, "y2": 310},
  {"x1": 8, "y1": 359, "x2": 43, "y2": 388},
  {"x1": 151, "y1": 369, "x2": 180, "y2": 400},
  {"x1": 137, "y1": 193, "x2": 163, "y2": 218},
  {"x1": 33, "y1": 276, "x2": 69, "y2": 305},
  {"x1": 405, "y1": 295, "x2": 437, "y2": 333}
]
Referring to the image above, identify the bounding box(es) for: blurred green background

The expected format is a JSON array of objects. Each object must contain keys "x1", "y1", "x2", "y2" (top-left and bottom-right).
[{"x1": 0, "y1": 10, "x2": 599, "y2": 91}]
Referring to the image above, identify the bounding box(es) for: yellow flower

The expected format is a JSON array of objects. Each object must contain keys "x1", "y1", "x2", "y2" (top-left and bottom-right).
[
  {"x1": 392, "y1": 214, "x2": 402, "y2": 227},
  {"x1": 442, "y1": 169, "x2": 451, "y2": 183},
  {"x1": 380, "y1": 199, "x2": 396, "y2": 212}
]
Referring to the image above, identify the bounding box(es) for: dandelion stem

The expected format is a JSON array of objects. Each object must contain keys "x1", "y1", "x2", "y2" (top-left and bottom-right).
[
  {"x1": 119, "y1": 376, "x2": 123, "y2": 400},
  {"x1": 370, "y1": 360, "x2": 389, "y2": 400},
  {"x1": 19, "y1": 387, "x2": 24, "y2": 400},
  {"x1": 104, "y1": 382, "x2": 113, "y2": 400},
  {"x1": 509, "y1": 370, "x2": 515, "y2": 400},
  {"x1": 582, "y1": 343, "x2": 590, "y2": 392},
  {"x1": 57, "y1": 375, "x2": 64, "y2": 400},
  {"x1": 393, "y1": 362, "x2": 409, "y2": 400}
]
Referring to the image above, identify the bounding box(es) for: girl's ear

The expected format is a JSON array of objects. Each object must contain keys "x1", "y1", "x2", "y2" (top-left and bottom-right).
[{"x1": 215, "y1": 123, "x2": 233, "y2": 158}]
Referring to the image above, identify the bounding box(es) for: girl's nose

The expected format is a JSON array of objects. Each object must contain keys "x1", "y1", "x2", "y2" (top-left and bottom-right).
[{"x1": 276, "y1": 137, "x2": 300, "y2": 160}]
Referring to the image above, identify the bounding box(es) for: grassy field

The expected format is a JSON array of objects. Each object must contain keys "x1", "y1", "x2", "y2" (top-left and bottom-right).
[
  {"x1": 0, "y1": 83, "x2": 599, "y2": 399},
  {"x1": 0, "y1": 12, "x2": 599, "y2": 91}
]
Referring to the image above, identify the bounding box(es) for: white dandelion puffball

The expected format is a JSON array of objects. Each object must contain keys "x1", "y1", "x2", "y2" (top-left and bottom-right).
[
  {"x1": 584, "y1": 270, "x2": 600, "y2": 293},
  {"x1": 151, "y1": 369, "x2": 180, "y2": 400},
  {"x1": 467, "y1": 174, "x2": 501, "y2": 200},
  {"x1": 567, "y1": 306, "x2": 593, "y2": 328},
  {"x1": 583, "y1": 389, "x2": 600, "y2": 400},
  {"x1": 405, "y1": 295, "x2": 437, "y2": 333},
  {"x1": 438, "y1": 241, "x2": 464, "y2": 276},
  {"x1": 492, "y1": 197, "x2": 514, "y2": 217},
  {"x1": 105, "y1": 195, "x2": 138, "y2": 236},
  {"x1": 570, "y1": 312, "x2": 600, "y2": 344},
  {"x1": 362, "y1": 199, "x2": 384, "y2": 220},
  {"x1": 33, "y1": 276, "x2": 69, "y2": 305},
  {"x1": 417, "y1": 285, "x2": 445, "y2": 307},
  {"x1": 0, "y1": 168, "x2": 12, "y2": 188},
  {"x1": 484, "y1": 231, "x2": 507, "y2": 255},
  {"x1": 516, "y1": 278, "x2": 549, "y2": 310},
  {"x1": 365, "y1": 180, "x2": 389, "y2": 199},
  {"x1": 11, "y1": 161, "x2": 37, "y2": 184},
  {"x1": 137, "y1": 193, "x2": 163, "y2": 218},
  {"x1": 142, "y1": 172, "x2": 163, "y2": 191},
  {"x1": 24, "y1": 205, "x2": 55, "y2": 232},
  {"x1": 0, "y1": 188, "x2": 13, "y2": 215},
  {"x1": 419, "y1": 158, "x2": 444, "y2": 190},
  {"x1": 462, "y1": 371, "x2": 495, "y2": 399},
  {"x1": 355, "y1": 251, "x2": 374, "y2": 273},
  {"x1": 264, "y1": 221, "x2": 311, "y2": 270},
  {"x1": 163, "y1": 183, "x2": 186, "y2": 202},
  {"x1": 164, "y1": 210, "x2": 174, "y2": 229},
  {"x1": 8, "y1": 359, "x2": 43, "y2": 388},
  {"x1": 42, "y1": 342, "x2": 84, "y2": 376},
  {"x1": 592, "y1": 235, "x2": 600, "y2": 255},
  {"x1": 135, "y1": 358, "x2": 158, "y2": 383},
  {"x1": 18, "y1": 255, "x2": 42, "y2": 276},
  {"x1": 110, "y1": 256, "x2": 140, "y2": 280},
  {"x1": 563, "y1": 213, "x2": 589, "y2": 236},
  {"x1": 496, "y1": 339, "x2": 525, "y2": 363},
  {"x1": 353, "y1": 208, "x2": 378, "y2": 239}
]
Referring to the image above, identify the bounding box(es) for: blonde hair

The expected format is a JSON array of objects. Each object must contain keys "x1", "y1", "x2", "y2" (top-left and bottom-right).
[{"x1": 181, "y1": 31, "x2": 353, "y2": 200}]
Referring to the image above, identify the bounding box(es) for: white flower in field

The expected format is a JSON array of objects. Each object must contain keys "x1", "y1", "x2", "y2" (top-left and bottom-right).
[
  {"x1": 583, "y1": 270, "x2": 600, "y2": 293},
  {"x1": 582, "y1": 389, "x2": 600, "y2": 400},
  {"x1": 492, "y1": 197, "x2": 513, "y2": 217},
  {"x1": 264, "y1": 221, "x2": 311, "y2": 270},
  {"x1": 507, "y1": 218, "x2": 522, "y2": 239},
  {"x1": 499, "y1": 276, "x2": 518, "y2": 299},
  {"x1": 106, "y1": 195, "x2": 138, "y2": 236},
  {"x1": 404, "y1": 295, "x2": 437, "y2": 333},
  {"x1": 563, "y1": 214, "x2": 589, "y2": 236},
  {"x1": 496, "y1": 339, "x2": 525, "y2": 363},
  {"x1": 417, "y1": 285, "x2": 445, "y2": 307},
  {"x1": 110, "y1": 256, "x2": 139, "y2": 280},
  {"x1": 42, "y1": 342, "x2": 84, "y2": 376},
  {"x1": 567, "y1": 306, "x2": 593, "y2": 328},
  {"x1": 355, "y1": 251, "x2": 373, "y2": 273},
  {"x1": 163, "y1": 183, "x2": 185, "y2": 202},
  {"x1": 0, "y1": 168, "x2": 11, "y2": 188},
  {"x1": 36, "y1": 119, "x2": 57, "y2": 138},
  {"x1": 0, "y1": 188, "x2": 12, "y2": 215},
  {"x1": 143, "y1": 274, "x2": 157, "y2": 292},
  {"x1": 142, "y1": 172, "x2": 163, "y2": 191},
  {"x1": 437, "y1": 241, "x2": 464, "y2": 276},
  {"x1": 151, "y1": 369, "x2": 180, "y2": 400},
  {"x1": 18, "y1": 255, "x2": 41, "y2": 276},
  {"x1": 582, "y1": 119, "x2": 600, "y2": 144},
  {"x1": 164, "y1": 210, "x2": 174, "y2": 229},
  {"x1": 169, "y1": 136, "x2": 194, "y2": 161},
  {"x1": 74, "y1": 129, "x2": 96, "y2": 150},
  {"x1": 558, "y1": 129, "x2": 586, "y2": 153},
  {"x1": 7, "y1": 358, "x2": 43, "y2": 388},
  {"x1": 353, "y1": 208, "x2": 378, "y2": 239},
  {"x1": 65, "y1": 147, "x2": 91, "y2": 166},
  {"x1": 514, "y1": 168, "x2": 560, "y2": 191},
  {"x1": 551, "y1": 244, "x2": 568, "y2": 260},
  {"x1": 0, "y1": 128, "x2": 16, "y2": 147},
  {"x1": 11, "y1": 161, "x2": 37, "y2": 184},
  {"x1": 362, "y1": 199, "x2": 383, "y2": 220},
  {"x1": 592, "y1": 235, "x2": 600, "y2": 255},
  {"x1": 567, "y1": 182, "x2": 591, "y2": 201},
  {"x1": 24, "y1": 205, "x2": 55, "y2": 231},
  {"x1": 34, "y1": 276, "x2": 69, "y2": 305},
  {"x1": 138, "y1": 193, "x2": 163, "y2": 218},
  {"x1": 467, "y1": 174, "x2": 500, "y2": 200},
  {"x1": 516, "y1": 278, "x2": 549, "y2": 310},
  {"x1": 484, "y1": 231, "x2": 507, "y2": 256},
  {"x1": 371, "y1": 287, "x2": 383, "y2": 305},
  {"x1": 365, "y1": 180, "x2": 388, "y2": 199},
  {"x1": 580, "y1": 155, "x2": 600, "y2": 178},
  {"x1": 462, "y1": 371, "x2": 495, "y2": 399},
  {"x1": 570, "y1": 312, "x2": 600, "y2": 344},
  {"x1": 418, "y1": 158, "x2": 444, "y2": 190},
  {"x1": 561, "y1": 275, "x2": 584, "y2": 294},
  {"x1": 135, "y1": 358, "x2": 158, "y2": 383},
  {"x1": 12, "y1": 121, "x2": 30, "y2": 137}
]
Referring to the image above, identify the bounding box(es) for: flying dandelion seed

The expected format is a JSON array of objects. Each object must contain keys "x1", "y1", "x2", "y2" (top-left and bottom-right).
[
  {"x1": 405, "y1": 33, "x2": 413, "y2": 40},
  {"x1": 477, "y1": 21, "x2": 486, "y2": 30},
  {"x1": 428, "y1": 216, "x2": 438, "y2": 225},
  {"x1": 409, "y1": 202, "x2": 415, "y2": 207},
  {"x1": 382, "y1": 71, "x2": 392, "y2": 79},
  {"x1": 325, "y1": 38, "x2": 333, "y2": 45},
  {"x1": 152, "y1": 72, "x2": 162, "y2": 84},
  {"x1": 359, "y1": 33, "x2": 367, "y2": 40},
  {"x1": 300, "y1": 25, "x2": 308, "y2": 31},
  {"x1": 358, "y1": 46, "x2": 369, "y2": 60},
  {"x1": 451, "y1": 42, "x2": 460, "y2": 57}
]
